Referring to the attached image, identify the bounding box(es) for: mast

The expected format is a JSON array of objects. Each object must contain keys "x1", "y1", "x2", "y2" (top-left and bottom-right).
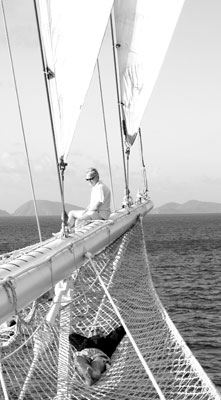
[
  {"x1": 110, "y1": 10, "x2": 131, "y2": 207},
  {"x1": 33, "y1": 0, "x2": 68, "y2": 234}
]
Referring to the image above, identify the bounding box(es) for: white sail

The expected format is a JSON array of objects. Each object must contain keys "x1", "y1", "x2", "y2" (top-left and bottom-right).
[
  {"x1": 114, "y1": 0, "x2": 185, "y2": 142},
  {"x1": 37, "y1": 0, "x2": 114, "y2": 161}
]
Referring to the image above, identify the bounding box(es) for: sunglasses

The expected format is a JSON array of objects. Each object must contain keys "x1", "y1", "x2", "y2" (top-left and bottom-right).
[{"x1": 86, "y1": 177, "x2": 94, "y2": 181}]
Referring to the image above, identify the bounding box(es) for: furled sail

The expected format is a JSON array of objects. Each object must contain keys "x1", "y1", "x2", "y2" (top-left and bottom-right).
[
  {"x1": 114, "y1": 0, "x2": 185, "y2": 144},
  {"x1": 37, "y1": 0, "x2": 114, "y2": 161}
]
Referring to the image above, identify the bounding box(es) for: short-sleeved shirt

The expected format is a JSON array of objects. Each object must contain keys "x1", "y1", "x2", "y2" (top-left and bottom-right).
[{"x1": 88, "y1": 181, "x2": 111, "y2": 220}]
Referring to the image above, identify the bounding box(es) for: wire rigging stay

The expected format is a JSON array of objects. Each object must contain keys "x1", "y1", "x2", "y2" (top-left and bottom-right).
[{"x1": 1, "y1": 0, "x2": 42, "y2": 242}]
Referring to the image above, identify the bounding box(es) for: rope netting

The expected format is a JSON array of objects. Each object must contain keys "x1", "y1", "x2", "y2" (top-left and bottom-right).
[{"x1": 0, "y1": 220, "x2": 220, "y2": 400}]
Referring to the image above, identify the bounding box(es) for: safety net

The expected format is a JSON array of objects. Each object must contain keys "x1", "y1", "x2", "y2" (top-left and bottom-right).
[{"x1": 0, "y1": 220, "x2": 220, "y2": 400}]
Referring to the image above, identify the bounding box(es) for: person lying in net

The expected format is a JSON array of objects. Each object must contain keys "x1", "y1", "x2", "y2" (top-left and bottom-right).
[{"x1": 69, "y1": 325, "x2": 125, "y2": 386}]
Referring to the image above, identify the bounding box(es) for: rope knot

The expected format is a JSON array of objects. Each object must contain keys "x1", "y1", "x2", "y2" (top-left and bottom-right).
[
  {"x1": 59, "y1": 156, "x2": 68, "y2": 172},
  {"x1": 2, "y1": 276, "x2": 18, "y2": 316},
  {"x1": 45, "y1": 66, "x2": 55, "y2": 80}
]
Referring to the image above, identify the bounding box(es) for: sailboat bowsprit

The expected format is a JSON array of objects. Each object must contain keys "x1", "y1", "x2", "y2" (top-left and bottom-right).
[{"x1": 0, "y1": 1, "x2": 220, "y2": 399}]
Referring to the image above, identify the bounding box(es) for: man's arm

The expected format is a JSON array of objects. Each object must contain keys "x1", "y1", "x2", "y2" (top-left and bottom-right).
[{"x1": 88, "y1": 201, "x2": 102, "y2": 212}]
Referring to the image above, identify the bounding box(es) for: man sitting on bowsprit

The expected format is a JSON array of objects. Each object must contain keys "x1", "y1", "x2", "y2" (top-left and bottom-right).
[{"x1": 68, "y1": 168, "x2": 111, "y2": 230}]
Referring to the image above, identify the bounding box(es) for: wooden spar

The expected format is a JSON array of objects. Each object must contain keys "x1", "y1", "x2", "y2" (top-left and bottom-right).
[{"x1": 0, "y1": 201, "x2": 153, "y2": 325}]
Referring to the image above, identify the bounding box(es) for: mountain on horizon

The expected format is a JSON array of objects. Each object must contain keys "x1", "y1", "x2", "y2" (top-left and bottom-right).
[
  {"x1": 152, "y1": 200, "x2": 221, "y2": 214},
  {"x1": 12, "y1": 200, "x2": 81, "y2": 216},
  {"x1": 1, "y1": 199, "x2": 221, "y2": 217},
  {"x1": 0, "y1": 209, "x2": 10, "y2": 216}
]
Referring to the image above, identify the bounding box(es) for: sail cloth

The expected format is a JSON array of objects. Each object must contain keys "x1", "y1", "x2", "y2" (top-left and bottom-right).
[
  {"x1": 114, "y1": 0, "x2": 185, "y2": 144},
  {"x1": 36, "y1": 0, "x2": 114, "y2": 161}
]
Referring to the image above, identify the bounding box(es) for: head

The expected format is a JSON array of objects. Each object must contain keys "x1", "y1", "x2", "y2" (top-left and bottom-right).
[{"x1": 85, "y1": 168, "x2": 99, "y2": 185}]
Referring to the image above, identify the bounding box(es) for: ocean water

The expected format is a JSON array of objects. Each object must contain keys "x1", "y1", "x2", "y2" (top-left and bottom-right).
[
  {"x1": 0, "y1": 214, "x2": 220, "y2": 390},
  {"x1": 143, "y1": 214, "x2": 221, "y2": 390}
]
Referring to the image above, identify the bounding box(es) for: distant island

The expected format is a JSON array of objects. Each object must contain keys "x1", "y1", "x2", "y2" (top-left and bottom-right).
[
  {"x1": 0, "y1": 200, "x2": 81, "y2": 217},
  {"x1": 0, "y1": 209, "x2": 10, "y2": 217},
  {"x1": 1, "y1": 199, "x2": 221, "y2": 217},
  {"x1": 152, "y1": 200, "x2": 221, "y2": 214}
]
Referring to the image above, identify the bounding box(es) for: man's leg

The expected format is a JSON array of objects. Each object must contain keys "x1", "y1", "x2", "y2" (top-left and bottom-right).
[
  {"x1": 75, "y1": 214, "x2": 92, "y2": 228},
  {"x1": 101, "y1": 326, "x2": 126, "y2": 358},
  {"x1": 75, "y1": 210, "x2": 102, "y2": 228},
  {"x1": 68, "y1": 210, "x2": 84, "y2": 228}
]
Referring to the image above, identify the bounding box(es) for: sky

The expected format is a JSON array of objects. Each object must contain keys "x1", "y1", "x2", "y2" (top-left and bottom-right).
[{"x1": 0, "y1": 0, "x2": 221, "y2": 213}]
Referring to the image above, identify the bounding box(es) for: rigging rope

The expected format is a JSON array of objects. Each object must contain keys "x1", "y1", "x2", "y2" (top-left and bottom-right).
[
  {"x1": 97, "y1": 59, "x2": 116, "y2": 212},
  {"x1": 1, "y1": 0, "x2": 42, "y2": 242},
  {"x1": 138, "y1": 128, "x2": 149, "y2": 198},
  {"x1": 0, "y1": 362, "x2": 9, "y2": 400},
  {"x1": 86, "y1": 251, "x2": 166, "y2": 400},
  {"x1": 33, "y1": 0, "x2": 68, "y2": 236}
]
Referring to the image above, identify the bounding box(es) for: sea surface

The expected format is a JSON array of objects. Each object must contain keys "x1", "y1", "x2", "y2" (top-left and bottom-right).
[{"x1": 0, "y1": 214, "x2": 220, "y2": 391}]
